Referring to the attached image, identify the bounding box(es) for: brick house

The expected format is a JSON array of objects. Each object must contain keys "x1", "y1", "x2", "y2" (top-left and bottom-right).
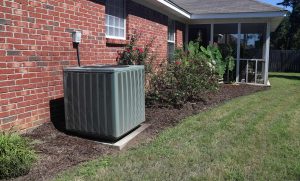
[{"x1": 0, "y1": 0, "x2": 286, "y2": 131}]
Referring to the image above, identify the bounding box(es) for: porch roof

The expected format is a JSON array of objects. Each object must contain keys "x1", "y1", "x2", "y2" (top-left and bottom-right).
[
  {"x1": 132, "y1": 0, "x2": 287, "y2": 31},
  {"x1": 169, "y1": 0, "x2": 284, "y2": 15}
]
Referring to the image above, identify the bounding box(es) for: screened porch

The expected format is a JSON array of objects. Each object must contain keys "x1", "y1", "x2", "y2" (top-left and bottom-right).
[{"x1": 187, "y1": 22, "x2": 271, "y2": 86}]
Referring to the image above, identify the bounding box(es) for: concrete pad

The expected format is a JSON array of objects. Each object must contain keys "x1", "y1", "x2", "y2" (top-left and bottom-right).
[{"x1": 98, "y1": 124, "x2": 150, "y2": 150}]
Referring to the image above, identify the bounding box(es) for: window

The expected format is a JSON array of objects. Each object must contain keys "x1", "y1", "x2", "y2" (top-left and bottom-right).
[
  {"x1": 168, "y1": 19, "x2": 175, "y2": 61},
  {"x1": 105, "y1": 0, "x2": 126, "y2": 39}
]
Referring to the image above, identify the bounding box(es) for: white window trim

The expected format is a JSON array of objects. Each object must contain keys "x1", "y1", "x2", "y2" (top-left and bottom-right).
[
  {"x1": 105, "y1": 0, "x2": 127, "y2": 40},
  {"x1": 168, "y1": 18, "x2": 176, "y2": 43},
  {"x1": 168, "y1": 18, "x2": 176, "y2": 61}
]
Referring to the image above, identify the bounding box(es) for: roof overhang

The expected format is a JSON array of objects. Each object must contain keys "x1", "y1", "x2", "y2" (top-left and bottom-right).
[
  {"x1": 189, "y1": 11, "x2": 287, "y2": 32},
  {"x1": 190, "y1": 11, "x2": 287, "y2": 20},
  {"x1": 131, "y1": 0, "x2": 191, "y2": 22},
  {"x1": 131, "y1": 0, "x2": 287, "y2": 31}
]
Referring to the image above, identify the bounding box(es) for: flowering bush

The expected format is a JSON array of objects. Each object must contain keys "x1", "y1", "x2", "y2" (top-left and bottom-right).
[{"x1": 117, "y1": 32, "x2": 154, "y2": 73}]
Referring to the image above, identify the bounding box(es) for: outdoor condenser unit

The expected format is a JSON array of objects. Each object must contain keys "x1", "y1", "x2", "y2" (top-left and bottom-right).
[{"x1": 63, "y1": 65, "x2": 145, "y2": 141}]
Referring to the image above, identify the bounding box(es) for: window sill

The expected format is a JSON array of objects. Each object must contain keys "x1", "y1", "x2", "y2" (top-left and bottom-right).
[{"x1": 106, "y1": 38, "x2": 128, "y2": 45}]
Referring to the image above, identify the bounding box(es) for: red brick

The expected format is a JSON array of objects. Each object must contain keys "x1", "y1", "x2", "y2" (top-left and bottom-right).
[
  {"x1": 0, "y1": 31, "x2": 13, "y2": 37},
  {"x1": 16, "y1": 79, "x2": 29, "y2": 85},
  {"x1": 18, "y1": 112, "x2": 31, "y2": 120},
  {"x1": 0, "y1": 80, "x2": 15, "y2": 87},
  {"x1": 0, "y1": 123, "x2": 12, "y2": 130},
  {"x1": 0, "y1": 111, "x2": 10, "y2": 118},
  {"x1": 6, "y1": 38, "x2": 22, "y2": 44},
  {"x1": 9, "y1": 97, "x2": 24, "y2": 103},
  {"x1": 0, "y1": 0, "x2": 184, "y2": 132}
]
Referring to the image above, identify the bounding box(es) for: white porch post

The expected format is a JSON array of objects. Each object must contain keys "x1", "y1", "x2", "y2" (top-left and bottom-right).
[
  {"x1": 264, "y1": 21, "x2": 271, "y2": 85},
  {"x1": 210, "y1": 23, "x2": 214, "y2": 45},
  {"x1": 236, "y1": 23, "x2": 241, "y2": 83}
]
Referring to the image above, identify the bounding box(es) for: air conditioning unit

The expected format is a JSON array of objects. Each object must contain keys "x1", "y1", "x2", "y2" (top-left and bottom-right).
[{"x1": 63, "y1": 65, "x2": 145, "y2": 141}]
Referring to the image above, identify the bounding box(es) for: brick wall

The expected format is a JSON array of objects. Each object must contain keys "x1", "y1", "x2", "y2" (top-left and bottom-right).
[
  {"x1": 127, "y1": 1, "x2": 168, "y2": 65},
  {"x1": 0, "y1": 0, "x2": 185, "y2": 132}
]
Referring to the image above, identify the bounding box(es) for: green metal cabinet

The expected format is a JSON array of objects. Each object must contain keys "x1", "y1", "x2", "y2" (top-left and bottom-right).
[{"x1": 63, "y1": 65, "x2": 145, "y2": 141}]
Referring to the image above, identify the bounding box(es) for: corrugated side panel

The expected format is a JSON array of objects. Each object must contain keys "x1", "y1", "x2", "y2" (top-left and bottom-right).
[{"x1": 115, "y1": 68, "x2": 145, "y2": 137}]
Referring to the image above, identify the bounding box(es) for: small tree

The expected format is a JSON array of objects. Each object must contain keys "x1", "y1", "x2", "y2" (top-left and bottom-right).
[{"x1": 272, "y1": 0, "x2": 300, "y2": 50}]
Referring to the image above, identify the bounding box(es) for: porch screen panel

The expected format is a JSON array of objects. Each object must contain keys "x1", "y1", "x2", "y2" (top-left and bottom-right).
[
  {"x1": 105, "y1": 0, "x2": 125, "y2": 39},
  {"x1": 213, "y1": 24, "x2": 238, "y2": 81},
  {"x1": 240, "y1": 23, "x2": 266, "y2": 59},
  {"x1": 188, "y1": 24, "x2": 211, "y2": 47},
  {"x1": 239, "y1": 23, "x2": 267, "y2": 84},
  {"x1": 213, "y1": 24, "x2": 238, "y2": 57}
]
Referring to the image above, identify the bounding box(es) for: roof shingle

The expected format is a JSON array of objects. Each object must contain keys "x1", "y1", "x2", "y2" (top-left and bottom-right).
[{"x1": 169, "y1": 0, "x2": 284, "y2": 14}]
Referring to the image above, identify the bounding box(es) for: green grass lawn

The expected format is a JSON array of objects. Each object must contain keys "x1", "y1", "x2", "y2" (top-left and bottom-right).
[{"x1": 56, "y1": 72, "x2": 300, "y2": 181}]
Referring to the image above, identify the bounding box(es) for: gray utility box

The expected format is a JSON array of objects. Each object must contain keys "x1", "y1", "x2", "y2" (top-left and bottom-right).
[{"x1": 63, "y1": 65, "x2": 145, "y2": 141}]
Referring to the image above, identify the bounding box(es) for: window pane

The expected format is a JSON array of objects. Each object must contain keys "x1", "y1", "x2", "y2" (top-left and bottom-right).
[
  {"x1": 115, "y1": 18, "x2": 120, "y2": 27},
  {"x1": 106, "y1": 26, "x2": 109, "y2": 34},
  {"x1": 168, "y1": 19, "x2": 175, "y2": 42},
  {"x1": 115, "y1": 29, "x2": 119, "y2": 37},
  {"x1": 109, "y1": 16, "x2": 114, "y2": 26},
  {"x1": 105, "y1": 0, "x2": 125, "y2": 38},
  {"x1": 168, "y1": 42, "x2": 175, "y2": 62},
  {"x1": 120, "y1": 19, "x2": 124, "y2": 27},
  {"x1": 120, "y1": 29, "x2": 124, "y2": 38},
  {"x1": 109, "y1": 27, "x2": 114, "y2": 36}
]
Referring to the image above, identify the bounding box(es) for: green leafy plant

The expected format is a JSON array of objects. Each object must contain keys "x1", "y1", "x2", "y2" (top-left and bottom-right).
[
  {"x1": 200, "y1": 45, "x2": 226, "y2": 78},
  {"x1": 0, "y1": 132, "x2": 37, "y2": 179},
  {"x1": 219, "y1": 44, "x2": 236, "y2": 82}
]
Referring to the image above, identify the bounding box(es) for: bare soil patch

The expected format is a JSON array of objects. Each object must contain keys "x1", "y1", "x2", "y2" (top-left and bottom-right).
[{"x1": 14, "y1": 84, "x2": 268, "y2": 181}]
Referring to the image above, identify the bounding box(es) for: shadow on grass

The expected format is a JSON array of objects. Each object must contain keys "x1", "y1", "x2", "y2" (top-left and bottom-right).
[{"x1": 269, "y1": 74, "x2": 300, "y2": 81}]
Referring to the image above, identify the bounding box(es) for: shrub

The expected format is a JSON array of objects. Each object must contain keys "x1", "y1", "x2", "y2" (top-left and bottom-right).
[
  {"x1": 146, "y1": 41, "x2": 220, "y2": 107},
  {"x1": 116, "y1": 34, "x2": 228, "y2": 107},
  {"x1": 146, "y1": 65, "x2": 186, "y2": 107},
  {"x1": 0, "y1": 132, "x2": 37, "y2": 179}
]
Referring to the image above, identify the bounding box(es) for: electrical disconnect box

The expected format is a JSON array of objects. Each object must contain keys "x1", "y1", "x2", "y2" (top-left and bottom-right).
[{"x1": 72, "y1": 31, "x2": 82, "y2": 43}]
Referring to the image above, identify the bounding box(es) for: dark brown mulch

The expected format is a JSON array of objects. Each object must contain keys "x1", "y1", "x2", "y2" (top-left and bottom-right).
[{"x1": 14, "y1": 84, "x2": 268, "y2": 181}]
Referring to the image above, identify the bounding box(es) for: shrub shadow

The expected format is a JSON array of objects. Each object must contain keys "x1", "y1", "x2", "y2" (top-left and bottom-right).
[{"x1": 269, "y1": 74, "x2": 300, "y2": 81}]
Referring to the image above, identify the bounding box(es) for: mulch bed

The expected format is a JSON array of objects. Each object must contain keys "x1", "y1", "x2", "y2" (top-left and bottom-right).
[{"x1": 14, "y1": 84, "x2": 268, "y2": 181}]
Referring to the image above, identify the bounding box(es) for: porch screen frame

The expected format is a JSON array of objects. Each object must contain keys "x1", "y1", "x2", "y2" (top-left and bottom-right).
[{"x1": 189, "y1": 20, "x2": 270, "y2": 85}]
